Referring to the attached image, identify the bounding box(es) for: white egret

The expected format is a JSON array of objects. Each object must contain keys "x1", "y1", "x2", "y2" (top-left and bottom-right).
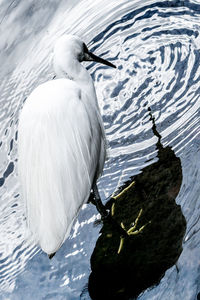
[{"x1": 18, "y1": 35, "x2": 116, "y2": 258}]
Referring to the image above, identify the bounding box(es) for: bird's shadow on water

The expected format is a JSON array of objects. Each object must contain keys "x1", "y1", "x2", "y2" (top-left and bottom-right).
[{"x1": 86, "y1": 108, "x2": 186, "y2": 300}]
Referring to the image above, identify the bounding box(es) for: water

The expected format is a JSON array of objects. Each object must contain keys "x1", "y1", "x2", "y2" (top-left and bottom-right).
[{"x1": 0, "y1": 0, "x2": 200, "y2": 299}]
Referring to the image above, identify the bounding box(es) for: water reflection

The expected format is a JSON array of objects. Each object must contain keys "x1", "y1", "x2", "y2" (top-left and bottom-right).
[{"x1": 88, "y1": 108, "x2": 186, "y2": 300}]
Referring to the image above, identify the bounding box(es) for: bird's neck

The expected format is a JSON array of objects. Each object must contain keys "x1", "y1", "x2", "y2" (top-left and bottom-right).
[{"x1": 55, "y1": 58, "x2": 96, "y2": 100}]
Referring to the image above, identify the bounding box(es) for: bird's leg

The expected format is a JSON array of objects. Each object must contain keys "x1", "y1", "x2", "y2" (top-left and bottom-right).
[
  {"x1": 91, "y1": 184, "x2": 128, "y2": 238},
  {"x1": 92, "y1": 183, "x2": 108, "y2": 219}
]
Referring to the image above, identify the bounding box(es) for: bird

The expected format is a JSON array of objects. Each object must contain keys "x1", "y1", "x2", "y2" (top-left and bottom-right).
[{"x1": 18, "y1": 34, "x2": 116, "y2": 258}]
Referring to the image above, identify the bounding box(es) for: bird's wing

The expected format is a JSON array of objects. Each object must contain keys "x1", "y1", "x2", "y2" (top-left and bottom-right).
[{"x1": 18, "y1": 79, "x2": 104, "y2": 254}]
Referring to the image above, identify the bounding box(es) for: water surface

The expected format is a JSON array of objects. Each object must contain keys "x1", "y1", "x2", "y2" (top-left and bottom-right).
[{"x1": 0, "y1": 0, "x2": 200, "y2": 299}]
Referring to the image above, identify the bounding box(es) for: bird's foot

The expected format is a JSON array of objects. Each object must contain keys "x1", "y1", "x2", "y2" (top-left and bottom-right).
[
  {"x1": 122, "y1": 208, "x2": 149, "y2": 236},
  {"x1": 117, "y1": 208, "x2": 151, "y2": 254}
]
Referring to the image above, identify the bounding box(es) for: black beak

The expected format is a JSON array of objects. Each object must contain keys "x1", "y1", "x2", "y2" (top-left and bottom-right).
[{"x1": 83, "y1": 44, "x2": 116, "y2": 68}]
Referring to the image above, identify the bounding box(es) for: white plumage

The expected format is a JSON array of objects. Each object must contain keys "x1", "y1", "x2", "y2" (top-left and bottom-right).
[{"x1": 18, "y1": 35, "x2": 115, "y2": 256}]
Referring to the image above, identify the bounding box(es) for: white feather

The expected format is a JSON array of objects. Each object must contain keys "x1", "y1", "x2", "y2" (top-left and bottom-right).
[{"x1": 18, "y1": 35, "x2": 107, "y2": 255}]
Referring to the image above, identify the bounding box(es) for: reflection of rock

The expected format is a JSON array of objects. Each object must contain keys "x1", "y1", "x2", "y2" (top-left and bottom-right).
[{"x1": 88, "y1": 109, "x2": 186, "y2": 300}]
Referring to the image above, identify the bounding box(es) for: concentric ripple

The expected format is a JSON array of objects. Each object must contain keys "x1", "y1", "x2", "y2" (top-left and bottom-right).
[
  {"x1": 0, "y1": 0, "x2": 200, "y2": 299},
  {"x1": 91, "y1": 1, "x2": 200, "y2": 195}
]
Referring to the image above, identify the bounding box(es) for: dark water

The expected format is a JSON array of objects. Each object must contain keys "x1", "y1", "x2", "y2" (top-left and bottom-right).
[{"x1": 0, "y1": 0, "x2": 200, "y2": 299}]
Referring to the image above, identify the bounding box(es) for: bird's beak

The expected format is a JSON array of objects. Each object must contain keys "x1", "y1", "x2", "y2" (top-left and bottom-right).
[{"x1": 84, "y1": 51, "x2": 116, "y2": 69}]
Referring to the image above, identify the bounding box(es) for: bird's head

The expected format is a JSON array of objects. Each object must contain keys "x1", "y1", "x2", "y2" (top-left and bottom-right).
[{"x1": 53, "y1": 34, "x2": 116, "y2": 78}]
